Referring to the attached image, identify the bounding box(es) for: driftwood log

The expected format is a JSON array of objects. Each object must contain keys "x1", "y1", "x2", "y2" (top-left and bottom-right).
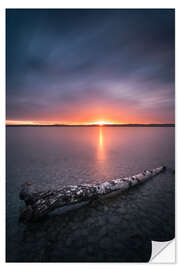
[{"x1": 19, "y1": 166, "x2": 166, "y2": 223}]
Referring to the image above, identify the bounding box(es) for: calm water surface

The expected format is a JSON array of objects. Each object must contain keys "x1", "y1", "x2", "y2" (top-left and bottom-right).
[{"x1": 6, "y1": 127, "x2": 175, "y2": 262}]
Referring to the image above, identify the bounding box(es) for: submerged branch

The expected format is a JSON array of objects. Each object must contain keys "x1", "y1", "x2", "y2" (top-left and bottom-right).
[{"x1": 19, "y1": 166, "x2": 166, "y2": 223}]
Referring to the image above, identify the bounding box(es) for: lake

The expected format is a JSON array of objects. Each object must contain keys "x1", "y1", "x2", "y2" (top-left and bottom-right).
[{"x1": 6, "y1": 127, "x2": 175, "y2": 262}]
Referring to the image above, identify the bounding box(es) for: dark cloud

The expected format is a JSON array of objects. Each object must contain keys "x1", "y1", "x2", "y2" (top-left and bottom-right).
[{"x1": 6, "y1": 9, "x2": 175, "y2": 123}]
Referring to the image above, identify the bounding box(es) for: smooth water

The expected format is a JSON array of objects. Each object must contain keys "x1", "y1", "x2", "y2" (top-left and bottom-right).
[{"x1": 6, "y1": 127, "x2": 175, "y2": 262}]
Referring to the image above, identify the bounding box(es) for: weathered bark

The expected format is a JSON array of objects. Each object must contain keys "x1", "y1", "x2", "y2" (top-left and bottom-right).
[{"x1": 19, "y1": 166, "x2": 166, "y2": 223}]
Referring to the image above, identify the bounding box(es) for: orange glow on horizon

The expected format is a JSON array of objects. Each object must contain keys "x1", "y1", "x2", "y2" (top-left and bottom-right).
[
  {"x1": 5, "y1": 91, "x2": 174, "y2": 126},
  {"x1": 6, "y1": 119, "x2": 171, "y2": 126},
  {"x1": 6, "y1": 119, "x2": 123, "y2": 126}
]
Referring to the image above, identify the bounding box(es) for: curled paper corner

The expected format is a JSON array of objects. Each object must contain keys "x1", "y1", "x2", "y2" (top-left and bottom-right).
[{"x1": 150, "y1": 239, "x2": 175, "y2": 263}]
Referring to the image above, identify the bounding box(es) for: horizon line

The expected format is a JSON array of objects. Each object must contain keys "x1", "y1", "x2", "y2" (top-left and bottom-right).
[{"x1": 6, "y1": 123, "x2": 175, "y2": 127}]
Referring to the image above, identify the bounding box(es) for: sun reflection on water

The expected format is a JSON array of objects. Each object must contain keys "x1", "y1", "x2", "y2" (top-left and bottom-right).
[{"x1": 97, "y1": 127, "x2": 105, "y2": 161}]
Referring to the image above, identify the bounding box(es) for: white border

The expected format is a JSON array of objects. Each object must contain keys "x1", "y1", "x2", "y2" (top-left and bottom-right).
[
  {"x1": 0, "y1": 5, "x2": 5, "y2": 265},
  {"x1": 0, "y1": 0, "x2": 178, "y2": 9},
  {"x1": 0, "y1": 0, "x2": 179, "y2": 268}
]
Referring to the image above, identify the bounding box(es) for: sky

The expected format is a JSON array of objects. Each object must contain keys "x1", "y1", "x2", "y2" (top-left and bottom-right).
[{"x1": 6, "y1": 9, "x2": 175, "y2": 125}]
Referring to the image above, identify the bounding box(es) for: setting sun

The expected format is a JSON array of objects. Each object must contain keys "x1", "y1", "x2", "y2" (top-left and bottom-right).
[
  {"x1": 95, "y1": 121, "x2": 106, "y2": 126},
  {"x1": 92, "y1": 121, "x2": 114, "y2": 126}
]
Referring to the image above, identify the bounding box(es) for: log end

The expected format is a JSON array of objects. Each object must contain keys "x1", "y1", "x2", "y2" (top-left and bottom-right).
[
  {"x1": 19, "y1": 182, "x2": 39, "y2": 206},
  {"x1": 19, "y1": 182, "x2": 32, "y2": 199}
]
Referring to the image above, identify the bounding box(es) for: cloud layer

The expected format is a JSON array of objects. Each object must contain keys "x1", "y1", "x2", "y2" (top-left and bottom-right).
[{"x1": 6, "y1": 9, "x2": 175, "y2": 124}]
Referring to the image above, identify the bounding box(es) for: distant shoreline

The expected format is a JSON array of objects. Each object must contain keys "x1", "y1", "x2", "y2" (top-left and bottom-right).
[{"x1": 6, "y1": 124, "x2": 175, "y2": 127}]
